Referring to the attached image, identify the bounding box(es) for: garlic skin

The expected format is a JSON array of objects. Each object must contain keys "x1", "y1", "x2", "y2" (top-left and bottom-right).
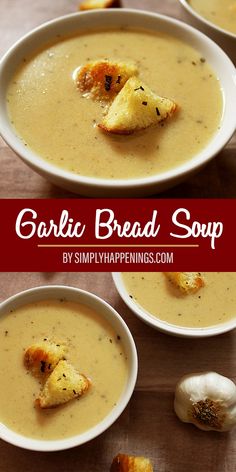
[{"x1": 174, "y1": 372, "x2": 236, "y2": 432}]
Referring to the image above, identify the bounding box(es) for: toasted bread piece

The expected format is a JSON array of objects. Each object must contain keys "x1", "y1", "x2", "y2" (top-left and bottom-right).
[
  {"x1": 24, "y1": 340, "x2": 67, "y2": 380},
  {"x1": 79, "y1": 0, "x2": 121, "y2": 11},
  {"x1": 111, "y1": 454, "x2": 153, "y2": 472},
  {"x1": 36, "y1": 360, "x2": 90, "y2": 409},
  {"x1": 76, "y1": 60, "x2": 138, "y2": 102},
  {"x1": 98, "y1": 77, "x2": 177, "y2": 134},
  {"x1": 164, "y1": 272, "x2": 205, "y2": 294}
]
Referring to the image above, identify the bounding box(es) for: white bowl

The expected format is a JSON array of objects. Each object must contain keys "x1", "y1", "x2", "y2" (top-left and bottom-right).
[
  {"x1": 0, "y1": 9, "x2": 236, "y2": 196},
  {"x1": 0, "y1": 285, "x2": 138, "y2": 451},
  {"x1": 112, "y1": 273, "x2": 236, "y2": 338},
  {"x1": 179, "y1": 0, "x2": 236, "y2": 64}
]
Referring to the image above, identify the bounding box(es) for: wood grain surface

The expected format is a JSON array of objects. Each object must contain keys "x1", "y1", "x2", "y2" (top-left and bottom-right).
[
  {"x1": 0, "y1": 0, "x2": 235, "y2": 198},
  {"x1": 0, "y1": 272, "x2": 236, "y2": 472}
]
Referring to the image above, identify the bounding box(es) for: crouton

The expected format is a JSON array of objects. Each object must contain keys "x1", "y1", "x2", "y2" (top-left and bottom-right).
[
  {"x1": 36, "y1": 360, "x2": 90, "y2": 409},
  {"x1": 24, "y1": 340, "x2": 67, "y2": 380},
  {"x1": 111, "y1": 454, "x2": 153, "y2": 472},
  {"x1": 79, "y1": 0, "x2": 121, "y2": 11},
  {"x1": 164, "y1": 272, "x2": 205, "y2": 295},
  {"x1": 98, "y1": 77, "x2": 177, "y2": 134},
  {"x1": 76, "y1": 60, "x2": 138, "y2": 102}
]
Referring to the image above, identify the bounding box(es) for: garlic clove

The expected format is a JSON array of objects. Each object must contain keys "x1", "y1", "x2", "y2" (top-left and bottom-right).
[{"x1": 174, "y1": 372, "x2": 236, "y2": 432}]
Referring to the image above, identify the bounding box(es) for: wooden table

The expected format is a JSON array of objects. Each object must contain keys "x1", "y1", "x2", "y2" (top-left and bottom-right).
[
  {"x1": 1, "y1": 271, "x2": 236, "y2": 472},
  {"x1": 0, "y1": 0, "x2": 235, "y2": 198}
]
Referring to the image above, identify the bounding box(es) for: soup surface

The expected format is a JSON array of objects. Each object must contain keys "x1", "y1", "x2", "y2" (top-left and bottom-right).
[
  {"x1": 189, "y1": 0, "x2": 236, "y2": 34},
  {"x1": 0, "y1": 299, "x2": 128, "y2": 440},
  {"x1": 122, "y1": 272, "x2": 236, "y2": 328},
  {"x1": 7, "y1": 28, "x2": 222, "y2": 180}
]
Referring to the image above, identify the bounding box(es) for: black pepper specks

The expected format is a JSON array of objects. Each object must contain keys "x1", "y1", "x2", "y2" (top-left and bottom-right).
[
  {"x1": 142, "y1": 101, "x2": 148, "y2": 106},
  {"x1": 105, "y1": 75, "x2": 112, "y2": 91},
  {"x1": 40, "y1": 361, "x2": 46, "y2": 373},
  {"x1": 156, "y1": 107, "x2": 160, "y2": 116},
  {"x1": 116, "y1": 75, "x2": 121, "y2": 84},
  {"x1": 134, "y1": 86, "x2": 144, "y2": 91}
]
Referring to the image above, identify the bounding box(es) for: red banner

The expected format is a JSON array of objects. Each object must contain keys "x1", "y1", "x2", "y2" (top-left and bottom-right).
[{"x1": 0, "y1": 199, "x2": 234, "y2": 271}]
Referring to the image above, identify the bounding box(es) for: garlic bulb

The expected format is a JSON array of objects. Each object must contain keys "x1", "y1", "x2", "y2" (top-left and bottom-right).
[{"x1": 174, "y1": 372, "x2": 236, "y2": 432}]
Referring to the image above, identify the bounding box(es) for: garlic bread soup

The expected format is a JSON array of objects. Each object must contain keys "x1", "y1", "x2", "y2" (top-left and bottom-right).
[
  {"x1": 7, "y1": 29, "x2": 222, "y2": 180},
  {"x1": 189, "y1": 0, "x2": 236, "y2": 35},
  {"x1": 0, "y1": 299, "x2": 128, "y2": 440},
  {"x1": 122, "y1": 272, "x2": 236, "y2": 328}
]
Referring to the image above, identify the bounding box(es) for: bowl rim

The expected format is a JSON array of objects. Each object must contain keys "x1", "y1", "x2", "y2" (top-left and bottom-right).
[
  {"x1": 179, "y1": 0, "x2": 236, "y2": 39},
  {"x1": 0, "y1": 284, "x2": 138, "y2": 451},
  {"x1": 112, "y1": 272, "x2": 236, "y2": 338},
  {"x1": 0, "y1": 8, "x2": 236, "y2": 192}
]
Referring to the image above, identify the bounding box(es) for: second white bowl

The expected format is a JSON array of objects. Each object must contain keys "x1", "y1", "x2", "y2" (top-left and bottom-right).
[
  {"x1": 179, "y1": 0, "x2": 236, "y2": 64},
  {"x1": 112, "y1": 273, "x2": 236, "y2": 338}
]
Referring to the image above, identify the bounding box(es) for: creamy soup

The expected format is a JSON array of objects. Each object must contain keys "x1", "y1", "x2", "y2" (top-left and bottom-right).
[
  {"x1": 0, "y1": 299, "x2": 128, "y2": 440},
  {"x1": 189, "y1": 0, "x2": 236, "y2": 34},
  {"x1": 122, "y1": 272, "x2": 236, "y2": 328},
  {"x1": 7, "y1": 29, "x2": 222, "y2": 180}
]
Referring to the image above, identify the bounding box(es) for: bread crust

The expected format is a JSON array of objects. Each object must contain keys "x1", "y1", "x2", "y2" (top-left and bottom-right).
[
  {"x1": 36, "y1": 360, "x2": 90, "y2": 409},
  {"x1": 98, "y1": 76, "x2": 177, "y2": 135},
  {"x1": 164, "y1": 272, "x2": 205, "y2": 294},
  {"x1": 79, "y1": 0, "x2": 121, "y2": 10},
  {"x1": 76, "y1": 60, "x2": 137, "y2": 102},
  {"x1": 111, "y1": 454, "x2": 153, "y2": 472},
  {"x1": 24, "y1": 340, "x2": 67, "y2": 380}
]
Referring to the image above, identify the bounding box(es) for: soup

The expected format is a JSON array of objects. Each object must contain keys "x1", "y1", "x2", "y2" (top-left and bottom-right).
[
  {"x1": 122, "y1": 272, "x2": 236, "y2": 328},
  {"x1": 0, "y1": 299, "x2": 128, "y2": 440},
  {"x1": 189, "y1": 0, "x2": 236, "y2": 35},
  {"x1": 7, "y1": 28, "x2": 222, "y2": 180}
]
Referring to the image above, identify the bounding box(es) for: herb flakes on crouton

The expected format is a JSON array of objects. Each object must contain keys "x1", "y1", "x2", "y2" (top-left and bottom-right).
[
  {"x1": 79, "y1": 0, "x2": 121, "y2": 11},
  {"x1": 76, "y1": 60, "x2": 138, "y2": 102},
  {"x1": 36, "y1": 360, "x2": 90, "y2": 409},
  {"x1": 98, "y1": 77, "x2": 178, "y2": 134},
  {"x1": 111, "y1": 454, "x2": 153, "y2": 472},
  {"x1": 24, "y1": 340, "x2": 67, "y2": 380},
  {"x1": 164, "y1": 272, "x2": 205, "y2": 295}
]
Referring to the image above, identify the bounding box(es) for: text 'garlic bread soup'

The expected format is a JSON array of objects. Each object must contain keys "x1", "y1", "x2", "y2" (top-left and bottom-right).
[
  {"x1": 121, "y1": 273, "x2": 236, "y2": 329},
  {"x1": 0, "y1": 287, "x2": 137, "y2": 450},
  {"x1": 6, "y1": 24, "x2": 223, "y2": 182}
]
